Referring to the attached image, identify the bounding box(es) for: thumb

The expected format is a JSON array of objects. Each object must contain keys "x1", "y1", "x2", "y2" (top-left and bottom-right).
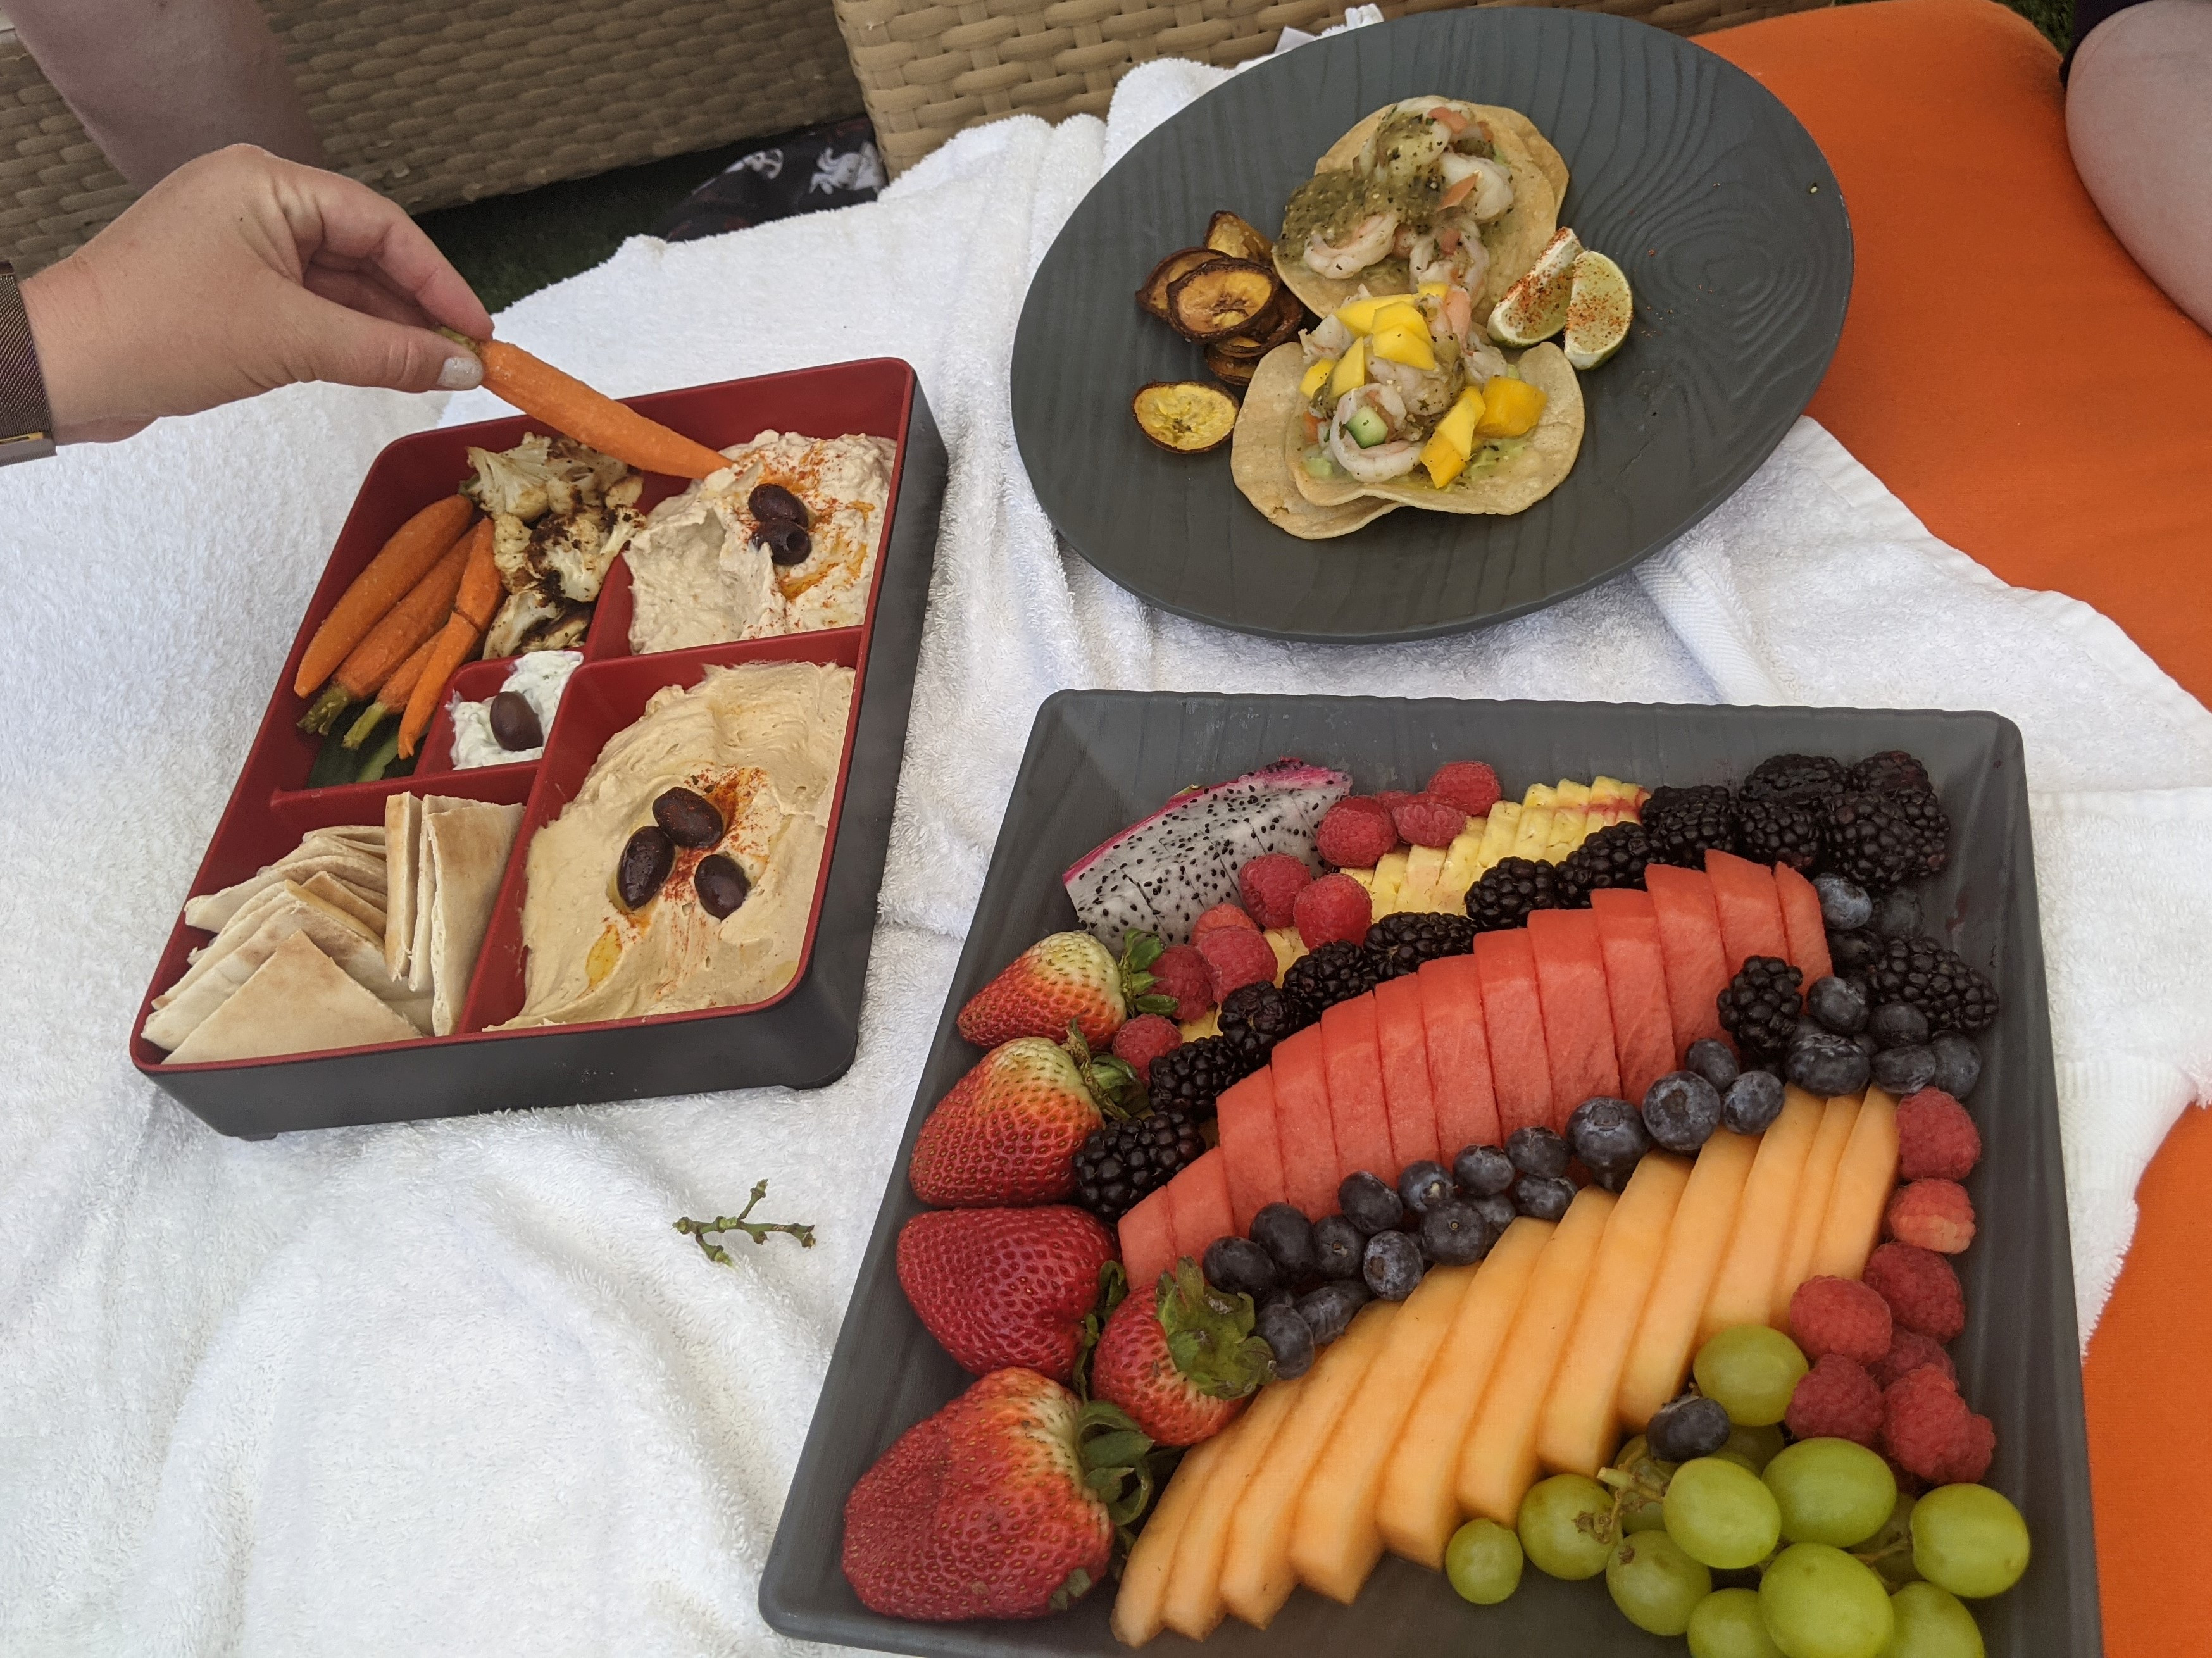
[{"x1": 291, "y1": 299, "x2": 483, "y2": 394}]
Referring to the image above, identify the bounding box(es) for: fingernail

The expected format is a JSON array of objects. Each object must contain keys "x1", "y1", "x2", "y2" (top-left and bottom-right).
[{"x1": 437, "y1": 354, "x2": 482, "y2": 390}]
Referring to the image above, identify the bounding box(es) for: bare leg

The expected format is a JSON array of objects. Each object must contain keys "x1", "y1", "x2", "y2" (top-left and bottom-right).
[
  {"x1": 2067, "y1": 0, "x2": 2212, "y2": 333},
  {"x1": 8, "y1": 0, "x2": 324, "y2": 190}
]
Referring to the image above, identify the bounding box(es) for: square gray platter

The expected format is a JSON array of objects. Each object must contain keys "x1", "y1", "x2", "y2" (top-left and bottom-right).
[{"x1": 763, "y1": 693, "x2": 2096, "y2": 1657}]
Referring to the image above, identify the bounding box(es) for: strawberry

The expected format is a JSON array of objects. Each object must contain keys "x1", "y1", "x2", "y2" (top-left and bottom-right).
[
  {"x1": 897, "y1": 1206, "x2": 1116, "y2": 1381},
  {"x1": 956, "y1": 930, "x2": 1177, "y2": 1049},
  {"x1": 909, "y1": 1030, "x2": 1140, "y2": 1206},
  {"x1": 842, "y1": 1368, "x2": 1147, "y2": 1621},
  {"x1": 1090, "y1": 1259, "x2": 1275, "y2": 1446}
]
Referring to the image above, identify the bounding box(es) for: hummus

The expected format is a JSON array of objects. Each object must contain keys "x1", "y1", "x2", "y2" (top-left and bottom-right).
[
  {"x1": 623, "y1": 430, "x2": 896, "y2": 653},
  {"x1": 448, "y1": 650, "x2": 580, "y2": 769},
  {"x1": 499, "y1": 659, "x2": 853, "y2": 1026}
]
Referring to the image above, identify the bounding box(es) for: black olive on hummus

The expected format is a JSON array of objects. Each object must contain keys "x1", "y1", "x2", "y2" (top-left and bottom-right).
[
  {"x1": 653, "y1": 787, "x2": 725, "y2": 849},
  {"x1": 748, "y1": 483, "x2": 809, "y2": 527},
  {"x1": 617, "y1": 826, "x2": 675, "y2": 910},
  {"x1": 694, "y1": 854, "x2": 750, "y2": 919}
]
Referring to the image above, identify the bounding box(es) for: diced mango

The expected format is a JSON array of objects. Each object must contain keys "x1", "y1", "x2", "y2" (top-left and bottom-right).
[
  {"x1": 1475, "y1": 373, "x2": 1547, "y2": 438},
  {"x1": 1328, "y1": 338, "x2": 1368, "y2": 400},
  {"x1": 1335, "y1": 296, "x2": 1390, "y2": 334},
  {"x1": 1433, "y1": 387, "x2": 1484, "y2": 459},
  {"x1": 1416, "y1": 280, "x2": 1449, "y2": 299},
  {"x1": 1370, "y1": 325, "x2": 1437, "y2": 371},
  {"x1": 1420, "y1": 431, "x2": 1468, "y2": 490},
  {"x1": 1300, "y1": 358, "x2": 1337, "y2": 401},
  {"x1": 1372, "y1": 300, "x2": 1428, "y2": 337}
]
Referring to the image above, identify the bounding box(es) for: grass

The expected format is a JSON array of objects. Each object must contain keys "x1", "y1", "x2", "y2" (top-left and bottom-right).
[{"x1": 1999, "y1": 0, "x2": 2073, "y2": 49}]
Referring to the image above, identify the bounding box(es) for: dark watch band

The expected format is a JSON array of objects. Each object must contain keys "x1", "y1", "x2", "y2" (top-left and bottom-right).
[{"x1": 0, "y1": 260, "x2": 56, "y2": 463}]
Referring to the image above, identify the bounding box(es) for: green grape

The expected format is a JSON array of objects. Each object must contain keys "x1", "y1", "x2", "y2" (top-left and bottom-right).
[
  {"x1": 1606, "y1": 1530, "x2": 1711, "y2": 1636},
  {"x1": 1516, "y1": 1473, "x2": 1616, "y2": 1580},
  {"x1": 1687, "y1": 1586, "x2": 1785, "y2": 1658},
  {"x1": 1613, "y1": 1434, "x2": 1675, "y2": 1534},
  {"x1": 1856, "y1": 1492, "x2": 1923, "y2": 1586},
  {"x1": 1763, "y1": 1438, "x2": 1897, "y2": 1546},
  {"x1": 1911, "y1": 1485, "x2": 2030, "y2": 1599},
  {"x1": 1759, "y1": 1543, "x2": 1896, "y2": 1658},
  {"x1": 1445, "y1": 1517, "x2": 1524, "y2": 1605},
  {"x1": 1663, "y1": 1456, "x2": 1782, "y2": 1569},
  {"x1": 1693, "y1": 1325, "x2": 1810, "y2": 1426},
  {"x1": 1885, "y1": 1581, "x2": 1987, "y2": 1657},
  {"x1": 1723, "y1": 1421, "x2": 1788, "y2": 1473}
]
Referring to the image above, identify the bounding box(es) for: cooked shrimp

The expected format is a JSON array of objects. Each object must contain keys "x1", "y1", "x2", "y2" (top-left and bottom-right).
[
  {"x1": 1369, "y1": 354, "x2": 1459, "y2": 420},
  {"x1": 1305, "y1": 314, "x2": 1353, "y2": 359},
  {"x1": 1327, "y1": 385, "x2": 1423, "y2": 482},
  {"x1": 1411, "y1": 231, "x2": 1490, "y2": 299},
  {"x1": 1305, "y1": 211, "x2": 1399, "y2": 278},
  {"x1": 1440, "y1": 154, "x2": 1514, "y2": 221}
]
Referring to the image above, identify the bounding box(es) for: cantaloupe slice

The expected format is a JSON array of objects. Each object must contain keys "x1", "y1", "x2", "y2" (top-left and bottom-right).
[
  {"x1": 1455, "y1": 1185, "x2": 1617, "y2": 1522},
  {"x1": 1399, "y1": 844, "x2": 1447, "y2": 911},
  {"x1": 1271, "y1": 1025, "x2": 1340, "y2": 1220},
  {"x1": 1474, "y1": 930, "x2": 1553, "y2": 1138},
  {"x1": 1527, "y1": 908, "x2": 1622, "y2": 1127},
  {"x1": 1616, "y1": 1129, "x2": 1759, "y2": 1428},
  {"x1": 1289, "y1": 1264, "x2": 1477, "y2": 1602},
  {"x1": 1589, "y1": 888, "x2": 1677, "y2": 1104},
  {"x1": 1374, "y1": 973, "x2": 1442, "y2": 1172},
  {"x1": 1644, "y1": 863, "x2": 1731, "y2": 1056},
  {"x1": 1700, "y1": 1089, "x2": 1825, "y2": 1342},
  {"x1": 1166, "y1": 1146, "x2": 1235, "y2": 1266},
  {"x1": 1377, "y1": 1218, "x2": 1553, "y2": 1568},
  {"x1": 1418, "y1": 954, "x2": 1499, "y2": 1156},
  {"x1": 1774, "y1": 1091, "x2": 1863, "y2": 1330},
  {"x1": 1810, "y1": 1087, "x2": 1901, "y2": 1280},
  {"x1": 1120, "y1": 1183, "x2": 1178, "y2": 1296},
  {"x1": 1218, "y1": 1069, "x2": 1287, "y2": 1235},
  {"x1": 1535, "y1": 1151, "x2": 1694, "y2": 1477},
  {"x1": 1705, "y1": 849, "x2": 1791, "y2": 975},
  {"x1": 1772, "y1": 862, "x2": 1834, "y2": 983},
  {"x1": 1322, "y1": 996, "x2": 1395, "y2": 1183},
  {"x1": 1113, "y1": 1416, "x2": 1230, "y2": 1645},
  {"x1": 1161, "y1": 1376, "x2": 1304, "y2": 1641},
  {"x1": 1220, "y1": 1302, "x2": 1400, "y2": 1630}
]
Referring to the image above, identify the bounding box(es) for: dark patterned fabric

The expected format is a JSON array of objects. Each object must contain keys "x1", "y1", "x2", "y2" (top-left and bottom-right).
[{"x1": 0, "y1": 262, "x2": 55, "y2": 462}]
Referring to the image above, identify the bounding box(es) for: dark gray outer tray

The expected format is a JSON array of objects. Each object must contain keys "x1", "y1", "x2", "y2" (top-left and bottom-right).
[
  {"x1": 763, "y1": 694, "x2": 2097, "y2": 1657},
  {"x1": 1011, "y1": 9, "x2": 1851, "y2": 642}
]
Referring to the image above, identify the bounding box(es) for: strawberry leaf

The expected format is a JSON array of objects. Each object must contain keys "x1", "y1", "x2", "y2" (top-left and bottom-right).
[
  {"x1": 1132, "y1": 993, "x2": 1179, "y2": 1017},
  {"x1": 1071, "y1": 1261, "x2": 1128, "y2": 1402},
  {"x1": 1158, "y1": 1259, "x2": 1275, "y2": 1400}
]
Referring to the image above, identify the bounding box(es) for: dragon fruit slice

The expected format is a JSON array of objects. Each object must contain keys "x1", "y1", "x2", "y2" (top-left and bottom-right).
[{"x1": 1063, "y1": 758, "x2": 1351, "y2": 947}]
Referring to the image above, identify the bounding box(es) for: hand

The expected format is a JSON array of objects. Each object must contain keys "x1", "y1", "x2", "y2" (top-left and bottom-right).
[{"x1": 21, "y1": 144, "x2": 496, "y2": 443}]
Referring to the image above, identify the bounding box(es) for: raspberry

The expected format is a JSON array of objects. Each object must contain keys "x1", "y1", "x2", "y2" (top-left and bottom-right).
[
  {"x1": 1109, "y1": 1014, "x2": 1182, "y2": 1083},
  {"x1": 1872, "y1": 1326, "x2": 1958, "y2": 1391},
  {"x1": 1896, "y1": 1087, "x2": 1982, "y2": 1181},
  {"x1": 1881, "y1": 1366, "x2": 1994, "y2": 1485},
  {"x1": 1373, "y1": 790, "x2": 1416, "y2": 814},
  {"x1": 1863, "y1": 1242, "x2": 1965, "y2": 1342},
  {"x1": 1196, "y1": 926, "x2": 1278, "y2": 1002},
  {"x1": 1887, "y1": 1179, "x2": 1977, "y2": 1254},
  {"x1": 1939, "y1": 1409, "x2": 1996, "y2": 1485},
  {"x1": 1315, "y1": 799, "x2": 1399, "y2": 868},
  {"x1": 1147, "y1": 944, "x2": 1215, "y2": 1023},
  {"x1": 1787, "y1": 1276, "x2": 1893, "y2": 1366},
  {"x1": 1393, "y1": 794, "x2": 1468, "y2": 849},
  {"x1": 1293, "y1": 872, "x2": 1373, "y2": 949},
  {"x1": 1426, "y1": 760, "x2": 1502, "y2": 818},
  {"x1": 1785, "y1": 1354, "x2": 1883, "y2": 1447},
  {"x1": 1237, "y1": 852, "x2": 1311, "y2": 930},
  {"x1": 1191, "y1": 902, "x2": 1259, "y2": 940}
]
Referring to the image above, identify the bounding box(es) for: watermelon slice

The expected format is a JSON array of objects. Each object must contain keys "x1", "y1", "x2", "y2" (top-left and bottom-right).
[
  {"x1": 1416, "y1": 954, "x2": 1499, "y2": 1156},
  {"x1": 1705, "y1": 849, "x2": 1790, "y2": 973},
  {"x1": 1644, "y1": 864, "x2": 1731, "y2": 1056},
  {"x1": 1773, "y1": 863, "x2": 1835, "y2": 983},
  {"x1": 1473, "y1": 930, "x2": 1553, "y2": 1138},
  {"x1": 1165, "y1": 1147, "x2": 1235, "y2": 1264},
  {"x1": 1120, "y1": 1183, "x2": 1177, "y2": 1293},
  {"x1": 1374, "y1": 974, "x2": 1442, "y2": 1171},
  {"x1": 1217, "y1": 1069, "x2": 1287, "y2": 1233},
  {"x1": 1589, "y1": 888, "x2": 1677, "y2": 1105},
  {"x1": 1321, "y1": 995, "x2": 1395, "y2": 1183},
  {"x1": 1527, "y1": 909, "x2": 1622, "y2": 1128},
  {"x1": 1270, "y1": 1025, "x2": 1340, "y2": 1219}
]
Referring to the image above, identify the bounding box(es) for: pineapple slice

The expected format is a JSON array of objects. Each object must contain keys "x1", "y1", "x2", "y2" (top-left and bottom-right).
[
  {"x1": 1476, "y1": 802, "x2": 1522, "y2": 873},
  {"x1": 1399, "y1": 845, "x2": 1447, "y2": 911},
  {"x1": 1340, "y1": 866, "x2": 1377, "y2": 893},
  {"x1": 1437, "y1": 825, "x2": 1488, "y2": 912},
  {"x1": 1265, "y1": 928, "x2": 1306, "y2": 981},
  {"x1": 1546, "y1": 804, "x2": 1588, "y2": 860},
  {"x1": 1522, "y1": 782, "x2": 1559, "y2": 810},
  {"x1": 1182, "y1": 1009, "x2": 1223, "y2": 1042},
  {"x1": 1554, "y1": 780, "x2": 1592, "y2": 809},
  {"x1": 1512, "y1": 804, "x2": 1555, "y2": 862},
  {"x1": 1368, "y1": 849, "x2": 1411, "y2": 914}
]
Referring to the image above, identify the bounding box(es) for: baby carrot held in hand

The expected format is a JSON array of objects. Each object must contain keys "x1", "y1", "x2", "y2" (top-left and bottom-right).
[
  {"x1": 444, "y1": 332, "x2": 730, "y2": 480},
  {"x1": 297, "y1": 535, "x2": 471, "y2": 733},
  {"x1": 397, "y1": 519, "x2": 500, "y2": 758},
  {"x1": 293, "y1": 494, "x2": 475, "y2": 697}
]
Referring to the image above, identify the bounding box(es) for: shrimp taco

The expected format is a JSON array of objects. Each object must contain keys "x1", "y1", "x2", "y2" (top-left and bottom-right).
[{"x1": 1276, "y1": 97, "x2": 1566, "y2": 323}]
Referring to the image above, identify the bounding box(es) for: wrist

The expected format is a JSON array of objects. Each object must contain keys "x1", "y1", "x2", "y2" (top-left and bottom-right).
[{"x1": 21, "y1": 256, "x2": 137, "y2": 442}]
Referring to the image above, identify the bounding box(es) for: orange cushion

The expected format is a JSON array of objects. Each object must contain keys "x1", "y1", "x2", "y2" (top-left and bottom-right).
[{"x1": 1701, "y1": 6, "x2": 2212, "y2": 1655}]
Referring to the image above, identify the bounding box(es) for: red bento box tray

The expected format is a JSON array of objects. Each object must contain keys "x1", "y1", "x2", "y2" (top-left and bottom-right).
[{"x1": 131, "y1": 359, "x2": 946, "y2": 1137}]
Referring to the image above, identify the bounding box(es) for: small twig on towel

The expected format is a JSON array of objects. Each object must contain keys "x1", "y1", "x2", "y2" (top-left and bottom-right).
[{"x1": 674, "y1": 1180, "x2": 816, "y2": 1264}]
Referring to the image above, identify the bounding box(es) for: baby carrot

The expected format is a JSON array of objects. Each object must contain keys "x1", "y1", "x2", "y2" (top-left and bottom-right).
[
  {"x1": 298, "y1": 537, "x2": 470, "y2": 733},
  {"x1": 339, "y1": 632, "x2": 441, "y2": 750},
  {"x1": 397, "y1": 520, "x2": 500, "y2": 757},
  {"x1": 446, "y1": 332, "x2": 730, "y2": 479},
  {"x1": 294, "y1": 494, "x2": 474, "y2": 697}
]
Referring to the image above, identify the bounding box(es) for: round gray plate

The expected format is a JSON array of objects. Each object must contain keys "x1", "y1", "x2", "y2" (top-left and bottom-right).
[{"x1": 1010, "y1": 9, "x2": 1852, "y2": 642}]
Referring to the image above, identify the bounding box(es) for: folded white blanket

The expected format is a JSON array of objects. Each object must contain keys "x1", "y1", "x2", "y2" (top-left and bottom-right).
[{"x1": 2, "y1": 56, "x2": 2207, "y2": 1655}]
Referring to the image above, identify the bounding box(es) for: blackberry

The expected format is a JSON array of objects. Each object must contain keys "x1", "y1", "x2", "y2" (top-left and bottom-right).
[
  {"x1": 1218, "y1": 980, "x2": 1308, "y2": 1067},
  {"x1": 1718, "y1": 955, "x2": 1806, "y2": 1060},
  {"x1": 1642, "y1": 783, "x2": 1737, "y2": 868},
  {"x1": 1737, "y1": 795, "x2": 1826, "y2": 873},
  {"x1": 1850, "y1": 749, "x2": 1932, "y2": 796},
  {"x1": 1556, "y1": 821, "x2": 1651, "y2": 905},
  {"x1": 1073, "y1": 1109, "x2": 1204, "y2": 1221},
  {"x1": 1865, "y1": 935, "x2": 2000, "y2": 1032},
  {"x1": 1282, "y1": 940, "x2": 1383, "y2": 1016},
  {"x1": 1144, "y1": 1035, "x2": 1252, "y2": 1121},
  {"x1": 1885, "y1": 784, "x2": 1952, "y2": 876},
  {"x1": 1366, "y1": 911, "x2": 1475, "y2": 978},
  {"x1": 1465, "y1": 856, "x2": 1561, "y2": 932},
  {"x1": 1741, "y1": 752, "x2": 1850, "y2": 806},
  {"x1": 1824, "y1": 790, "x2": 1930, "y2": 890}
]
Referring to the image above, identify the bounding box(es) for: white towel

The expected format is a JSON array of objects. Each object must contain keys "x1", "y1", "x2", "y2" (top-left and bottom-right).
[{"x1": 2, "y1": 59, "x2": 2208, "y2": 1655}]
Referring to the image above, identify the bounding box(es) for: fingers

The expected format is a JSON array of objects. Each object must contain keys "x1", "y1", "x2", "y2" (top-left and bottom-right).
[
  {"x1": 302, "y1": 262, "x2": 438, "y2": 330},
  {"x1": 273, "y1": 158, "x2": 495, "y2": 340},
  {"x1": 282, "y1": 292, "x2": 484, "y2": 394}
]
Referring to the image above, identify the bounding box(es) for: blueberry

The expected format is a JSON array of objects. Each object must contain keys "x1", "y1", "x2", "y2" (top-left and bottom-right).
[
  {"x1": 1249, "y1": 1202, "x2": 1316, "y2": 1283},
  {"x1": 1868, "y1": 1000, "x2": 1931, "y2": 1050},
  {"x1": 1513, "y1": 1174, "x2": 1576, "y2": 1221},
  {"x1": 1828, "y1": 928, "x2": 1881, "y2": 973},
  {"x1": 1421, "y1": 1200, "x2": 1493, "y2": 1266},
  {"x1": 1722, "y1": 1068, "x2": 1787, "y2": 1134},
  {"x1": 1788, "y1": 1028, "x2": 1873, "y2": 1097},
  {"x1": 1929, "y1": 1030, "x2": 1982, "y2": 1099},
  {"x1": 1814, "y1": 873, "x2": 1874, "y2": 931},
  {"x1": 1453, "y1": 1144, "x2": 1517, "y2": 1197},
  {"x1": 1851, "y1": 1031, "x2": 1882, "y2": 1060},
  {"x1": 1256, "y1": 1299, "x2": 1315, "y2": 1380},
  {"x1": 1203, "y1": 1236, "x2": 1277, "y2": 1300},
  {"x1": 1470, "y1": 1192, "x2": 1518, "y2": 1233},
  {"x1": 1646, "y1": 1393, "x2": 1732, "y2": 1463},
  {"x1": 1296, "y1": 1278, "x2": 1371, "y2": 1345},
  {"x1": 1592, "y1": 1164, "x2": 1634, "y2": 1194},
  {"x1": 1397, "y1": 1159, "x2": 1454, "y2": 1216},
  {"x1": 1805, "y1": 975, "x2": 1870, "y2": 1035},
  {"x1": 1871, "y1": 887, "x2": 1923, "y2": 939},
  {"x1": 1312, "y1": 1214, "x2": 1365, "y2": 1279},
  {"x1": 1566, "y1": 1096, "x2": 1651, "y2": 1175},
  {"x1": 1364, "y1": 1230, "x2": 1427, "y2": 1300},
  {"x1": 1869, "y1": 1043, "x2": 1938, "y2": 1095},
  {"x1": 1642, "y1": 1071, "x2": 1725, "y2": 1153},
  {"x1": 1338, "y1": 1171, "x2": 1404, "y2": 1235},
  {"x1": 1506, "y1": 1125, "x2": 1572, "y2": 1180},
  {"x1": 1685, "y1": 1037, "x2": 1740, "y2": 1093}
]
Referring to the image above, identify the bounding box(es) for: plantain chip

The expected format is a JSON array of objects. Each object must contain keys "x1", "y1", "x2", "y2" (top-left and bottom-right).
[
  {"x1": 1137, "y1": 247, "x2": 1219, "y2": 321},
  {"x1": 1204, "y1": 346, "x2": 1258, "y2": 389},
  {"x1": 1255, "y1": 285, "x2": 1309, "y2": 347},
  {"x1": 1166, "y1": 259, "x2": 1279, "y2": 342},
  {"x1": 1132, "y1": 380, "x2": 1240, "y2": 452},
  {"x1": 1204, "y1": 209, "x2": 1274, "y2": 265}
]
